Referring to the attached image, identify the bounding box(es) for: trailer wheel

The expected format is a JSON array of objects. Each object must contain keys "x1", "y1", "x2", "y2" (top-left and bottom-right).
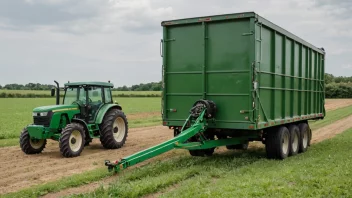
[
  {"x1": 265, "y1": 126, "x2": 290, "y2": 160},
  {"x1": 226, "y1": 142, "x2": 249, "y2": 150},
  {"x1": 20, "y1": 128, "x2": 47, "y2": 154},
  {"x1": 59, "y1": 123, "x2": 86, "y2": 158},
  {"x1": 288, "y1": 125, "x2": 300, "y2": 156},
  {"x1": 189, "y1": 148, "x2": 214, "y2": 157},
  {"x1": 308, "y1": 127, "x2": 312, "y2": 147},
  {"x1": 298, "y1": 123, "x2": 310, "y2": 153},
  {"x1": 188, "y1": 130, "x2": 215, "y2": 157},
  {"x1": 100, "y1": 109, "x2": 128, "y2": 149}
]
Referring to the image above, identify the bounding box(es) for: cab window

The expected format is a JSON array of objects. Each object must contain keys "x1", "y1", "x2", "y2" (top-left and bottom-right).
[{"x1": 104, "y1": 88, "x2": 112, "y2": 103}]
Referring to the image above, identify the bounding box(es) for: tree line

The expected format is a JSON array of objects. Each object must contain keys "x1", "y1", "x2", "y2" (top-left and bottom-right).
[
  {"x1": 1, "y1": 74, "x2": 352, "y2": 98},
  {"x1": 0, "y1": 83, "x2": 55, "y2": 90},
  {"x1": 113, "y1": 82, "x2": 162, "y2": 91},
  {"x1": 0, "y1": 82, "x2": 162, "y2": 91},
  {"x1": 324, "y1": 73, "x2": 352, "y2": 98}
]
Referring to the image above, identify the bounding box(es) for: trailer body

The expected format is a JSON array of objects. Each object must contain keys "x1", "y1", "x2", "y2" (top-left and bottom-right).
[
  {"x1": 105, "y1": 12, "x2": 326, "y2": 172},
  {"x1": 161, "y1": 12, "x2": 325, "y2": 131}
]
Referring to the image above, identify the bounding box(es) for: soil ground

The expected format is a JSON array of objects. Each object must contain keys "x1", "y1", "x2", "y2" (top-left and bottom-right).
[
  {"x1": 1, "y1": 99, "x2": 352, "y2": 196},
  {"x1": 324, "y1": 99, "x2": 352, "y2": 112}
]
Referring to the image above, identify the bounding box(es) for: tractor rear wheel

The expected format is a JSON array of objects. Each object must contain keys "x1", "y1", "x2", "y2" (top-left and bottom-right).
[
  {"x1": 19, "y1": 128, "x2": 47, "y2": 154},
  {"x1": 100, "y1": 109, "x2": 128, "y2": 149},
  {"x1": 59, "y1": 123, "x2": 86, "y2": 158}
]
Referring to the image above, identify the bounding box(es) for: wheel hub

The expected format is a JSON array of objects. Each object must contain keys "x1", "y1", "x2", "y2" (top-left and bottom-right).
[
  {"x1": 112, "y1": 117, "x2": 126, "y2": 142},
  {"x1": 69, "y1": 130, "x2": 82, "y2": 152},
  {"x1": 29, "y1": 138, "x2": 45, "y2": 149}
]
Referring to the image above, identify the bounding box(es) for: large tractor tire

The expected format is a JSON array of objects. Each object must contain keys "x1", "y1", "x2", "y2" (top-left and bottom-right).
[
  {"x1": 19, "y1": 128, "x2": 47, "y2": 154},
  {"x1": 265, "y1": 126, "x2": 290, "y2": 160},
  {"x1": 100, "y1": 109, "x2": 128, "y2": 149},
  {"x1": 59, "y1": 123, "x2": 86, "y2": 158},
  {"x1": 288, "y1": 124, "x2": 300, "y2": 156},
  {"x1": 298, "y1": 123, "x2": 310, "y2": 153}
]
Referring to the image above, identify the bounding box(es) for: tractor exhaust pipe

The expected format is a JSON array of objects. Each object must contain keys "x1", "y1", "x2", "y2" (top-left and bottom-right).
[{"x1": 54, "y1": 80, "x2": 60, "y2": 105}]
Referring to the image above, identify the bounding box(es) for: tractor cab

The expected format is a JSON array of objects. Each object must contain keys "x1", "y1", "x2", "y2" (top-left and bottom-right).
[
  {"x1": 59, "y1": 82, "x2": 115, "y2": 124},
  {"x1": 20, "y1": 81, "x2": 128, "y2": 158}
]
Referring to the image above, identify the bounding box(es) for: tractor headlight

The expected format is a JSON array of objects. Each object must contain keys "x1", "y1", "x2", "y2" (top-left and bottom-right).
[
  {"x1": 33, "y1": 112, "x2": 48, "y2": 116},
  {"x1": 40, "y1": 112, "x2": 48, "y2": 116}
]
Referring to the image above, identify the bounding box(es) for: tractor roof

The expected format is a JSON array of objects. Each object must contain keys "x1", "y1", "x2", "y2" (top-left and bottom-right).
[{"x1": 64, "y1": 81, "x2": 114, "y2": 88}]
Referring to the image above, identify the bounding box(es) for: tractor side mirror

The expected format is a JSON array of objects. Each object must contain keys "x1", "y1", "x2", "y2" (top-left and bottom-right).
[{"x1": 51, "y1": 88, "x2": 55, "y2": 97}]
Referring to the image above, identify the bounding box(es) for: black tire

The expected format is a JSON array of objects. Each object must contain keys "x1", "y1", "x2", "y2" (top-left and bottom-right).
[
  {"x1": 85, "y1": 137, "x2": 92, "y2": 146},
  {"x1": 288, "y1": 125, "x2": 300, "y2": 156},
  {"x1": 19, "y1": 128, "x2": 47, "y2": 154},
  {"x1": 298, "y1": 123, "x2": 310, "y2": 153},
  {"x1": 188, "y1": 130, "x2": 215, "y2": 157},
  {"x1": 59, "y1": 123, "x2": 86, "y2": 158},
  {"x1": 226, "y1": 142, "x2": 249, "y2": 150},
  {"x1": 265, "y1": 126, "x2": 290, "y2": 160},
  {"x1": 100, "y1": 109, "x2": 128, "y2": 149},
  {"x1": 189, "y1": 148, "x2": 215, "y2": 157},
  {"x1": 308, "y1": 127, "x2": 312, "y2": 147}
]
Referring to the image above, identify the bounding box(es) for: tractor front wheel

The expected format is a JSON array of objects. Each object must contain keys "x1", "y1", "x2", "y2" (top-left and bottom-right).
[
  {"x1": 20, "y1": 128, "x2": 47, "y2": 154},
  {"x1": 100, "y1": 109, "x2": 128, "y2": 149},
  {"x1": 59, "y1": 123, "x2": 86, "y2": 158}
]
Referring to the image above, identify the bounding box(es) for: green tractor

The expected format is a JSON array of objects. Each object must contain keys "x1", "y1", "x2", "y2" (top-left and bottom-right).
[{"x1": 19, "y1": 81, "x2": 128, "y2": 158}]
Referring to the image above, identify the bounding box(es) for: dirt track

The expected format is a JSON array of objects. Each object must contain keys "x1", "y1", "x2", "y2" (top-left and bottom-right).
[
  {"x1": 0, "y1": 126, "x2": 174, "y2": 195},
  {"x1": 1, "y1": 99, "x2": 352, "y2": 195}
]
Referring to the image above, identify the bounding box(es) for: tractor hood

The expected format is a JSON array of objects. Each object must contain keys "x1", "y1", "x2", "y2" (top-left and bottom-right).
[{"x1": 33, "y1": 105, "x2": 79, "y2": 113}]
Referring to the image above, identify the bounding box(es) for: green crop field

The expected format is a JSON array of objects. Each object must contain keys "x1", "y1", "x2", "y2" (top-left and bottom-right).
[{"x1": 0, "y1": 98, "x2": 161, "y2": 140}]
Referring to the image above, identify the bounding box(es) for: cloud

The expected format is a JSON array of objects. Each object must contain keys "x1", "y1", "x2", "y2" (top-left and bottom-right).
[
  {"x1": 342, "y1": 64, "x2": 352, "y2": 69},
  {"x1": 0, "y1": 0, "x2": 351, "y2": 86}
]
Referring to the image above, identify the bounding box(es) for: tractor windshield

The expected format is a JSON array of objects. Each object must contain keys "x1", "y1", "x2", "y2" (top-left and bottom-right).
[{"x1": 63, "y1": 87, "x2": 85, "y2": 105}]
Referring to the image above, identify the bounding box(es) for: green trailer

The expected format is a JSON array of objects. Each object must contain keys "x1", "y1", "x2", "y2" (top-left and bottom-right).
[{"x1": 105, "y1": 12, "x2": 325, "y2": 172}]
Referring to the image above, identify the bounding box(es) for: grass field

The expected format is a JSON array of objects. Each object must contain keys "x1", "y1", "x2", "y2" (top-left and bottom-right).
[
  {"x1": 77, "y1": 128, "x2": 352, "y2": 198},
  {"x1": 0, "y1": 98, "x2": 161, "y2": 140}
]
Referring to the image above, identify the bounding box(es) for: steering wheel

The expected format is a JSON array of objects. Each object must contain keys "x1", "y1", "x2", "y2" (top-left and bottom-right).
[
  {"x1": 80, "y1": 97, "x2": 93, "y2": 103},
  {"x1": 72, "y1": 100, "x2": 84, "y2": 106}
]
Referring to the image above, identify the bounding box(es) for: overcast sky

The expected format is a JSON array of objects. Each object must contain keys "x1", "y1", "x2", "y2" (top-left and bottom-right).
[{"x1": 0, "y1": 0, "x2": 351, "y2": 86}]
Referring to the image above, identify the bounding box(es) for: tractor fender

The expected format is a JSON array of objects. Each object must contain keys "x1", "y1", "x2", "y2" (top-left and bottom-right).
[
  {"x1": 71, "y1": 118, "x2": 90, "y2": 138},
  {"x1": 95, "y1": 104, "x2": 122, "y2": 124}
]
